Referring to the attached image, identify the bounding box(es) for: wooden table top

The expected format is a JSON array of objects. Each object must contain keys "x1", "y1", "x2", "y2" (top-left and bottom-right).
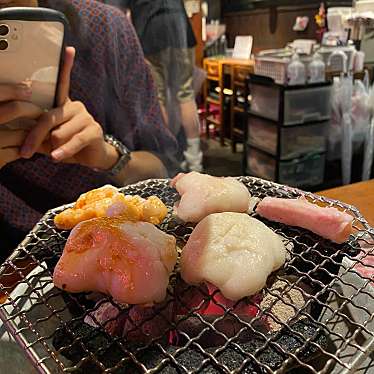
[
  {"x1": 318, "y1": 179, "x2": 374, "y2": 227},
  {"x1": 204, "y1": 56, "x2": 254, "y2": 66}
]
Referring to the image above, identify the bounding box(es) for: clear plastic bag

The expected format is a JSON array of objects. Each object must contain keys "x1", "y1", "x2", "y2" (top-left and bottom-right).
[
  {"x1": 341, "y1": 75, "x2": 354, "y2": 185},
  {"x1": 328, "y1": 77, "x2": 370, "y2": 162},
  {"x1": 351, "y1": 80, "x2": 370, "y2": 138},
  {"x1": 362, "y1": 83, "x2": 374, "y2": 181}
]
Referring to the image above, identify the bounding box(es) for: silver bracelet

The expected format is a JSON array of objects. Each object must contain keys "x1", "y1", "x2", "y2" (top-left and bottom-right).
[{"x1": 104, "y1": 134, "x2": 132, "y2": 177}]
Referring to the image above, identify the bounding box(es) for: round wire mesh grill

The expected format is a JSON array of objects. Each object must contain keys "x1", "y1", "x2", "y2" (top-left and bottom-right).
[{"x1": 0, "y1": 177, "x2": 373, "y2": 374}]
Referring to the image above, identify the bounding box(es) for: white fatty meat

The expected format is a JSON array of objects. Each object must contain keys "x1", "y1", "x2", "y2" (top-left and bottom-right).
[
  {"x1": 181, "y1": 212, "x2": 286, "y2": 301},
  {"x1": 171, "y1": 172, "x2": 251, "y2": 223}
]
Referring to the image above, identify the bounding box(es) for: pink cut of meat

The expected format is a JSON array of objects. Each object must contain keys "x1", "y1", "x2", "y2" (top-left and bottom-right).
[
  {"x1": 256, "y1": 197, "x2": 354, "y2": 244},
  {"x1": 170, "y1": 172, "x2": 251, "y2": 223},
  {"x1": 53, "y1": 217, "x2": 177, "y2": 305}
]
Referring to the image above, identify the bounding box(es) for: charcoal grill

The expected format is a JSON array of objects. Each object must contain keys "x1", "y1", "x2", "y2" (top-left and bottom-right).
[{"x1": 0, "y1": 177, "x2": 373, "y2": 373}]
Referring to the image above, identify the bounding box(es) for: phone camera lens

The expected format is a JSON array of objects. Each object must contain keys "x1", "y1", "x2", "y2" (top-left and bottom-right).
[
  {"x1": 0, "y1": 24, "x2": 9, "y2": 37},
  {"x1": 0, "y1": 39, "x2": 8, "y2": 51}
]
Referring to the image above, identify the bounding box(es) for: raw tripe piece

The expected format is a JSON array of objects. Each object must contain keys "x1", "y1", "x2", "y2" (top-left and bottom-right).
[
  {"x1": 170, "y1": 172, "x2": 251, "y2": 223},
  {"x1": 53, "y1": 217, "x2": 177, "y2": 305},
  {"x1": 181, "y1": 212, "x2": 286, "y2": 301}
]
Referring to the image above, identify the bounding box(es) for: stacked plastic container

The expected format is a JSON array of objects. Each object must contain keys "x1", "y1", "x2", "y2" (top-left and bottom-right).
[{"x1": 244, "y1": 74, "x2": 332, "y2": 188}]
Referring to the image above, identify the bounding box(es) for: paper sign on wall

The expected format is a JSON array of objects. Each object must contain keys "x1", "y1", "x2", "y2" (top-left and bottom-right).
[{"x1": 233, "y1": 35, "x2": 253, "y2": 60}]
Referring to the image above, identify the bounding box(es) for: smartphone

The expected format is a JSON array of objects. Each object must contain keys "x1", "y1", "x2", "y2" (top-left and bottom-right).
[{"x1": 0, "y1": 7, "x2": 68, "y2": 129}]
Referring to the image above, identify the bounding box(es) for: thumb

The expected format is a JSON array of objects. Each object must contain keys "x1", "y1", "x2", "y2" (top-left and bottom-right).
[{"x1": 56, "y1": 47, "x2": 76, "y2": 106}]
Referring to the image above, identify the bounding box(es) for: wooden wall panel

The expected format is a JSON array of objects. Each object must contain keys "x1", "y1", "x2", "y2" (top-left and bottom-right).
[{"x1": 224, "y1": 4, "x2": 320, "y2": 53}]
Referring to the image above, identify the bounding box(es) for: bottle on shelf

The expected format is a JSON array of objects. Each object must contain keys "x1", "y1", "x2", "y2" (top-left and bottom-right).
[
  {"x1": 220, "y1": 35, "x2": 227, "y2": 56},
  {"x1": 308, "y1": 52, "x2": 326, "y2": 84},
  {"x1": 287, "y1": 53, "x2": 306, "y2": 86}
]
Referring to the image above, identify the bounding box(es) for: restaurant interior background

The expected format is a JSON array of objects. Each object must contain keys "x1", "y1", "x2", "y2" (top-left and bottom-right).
[{"x1": 176, "y1": 0, "x2": 374, "y2": 192}]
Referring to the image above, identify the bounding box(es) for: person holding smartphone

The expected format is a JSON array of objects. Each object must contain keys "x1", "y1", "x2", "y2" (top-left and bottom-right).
[{"x1": 0, "y1": 0, "x2": 179, "y2": 260}]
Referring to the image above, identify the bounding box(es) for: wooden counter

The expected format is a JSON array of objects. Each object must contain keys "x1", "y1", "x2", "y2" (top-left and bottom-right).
[{"x1": 318, "y1": 180, "x2": 374, "y2": 227}]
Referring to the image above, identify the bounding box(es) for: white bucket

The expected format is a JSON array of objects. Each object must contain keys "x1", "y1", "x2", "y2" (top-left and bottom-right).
[{"x1": 327, "y1": 7, "x2": 353, "y2": 31}]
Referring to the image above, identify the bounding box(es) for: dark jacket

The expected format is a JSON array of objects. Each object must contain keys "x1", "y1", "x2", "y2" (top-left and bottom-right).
[{"x1": 122, "y1": 0, "x2": 196, "y2": 55}]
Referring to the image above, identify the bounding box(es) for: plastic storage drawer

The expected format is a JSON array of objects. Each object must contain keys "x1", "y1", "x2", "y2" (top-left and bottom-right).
[
  {"x1": 246, "y1": 148, "x2": 325, "y2": 187},
  {"x1": 247, "y1": 148, "x2": 276, "y2": 181},
  {"x1": 284, "y1": 88, "x2": 331, "y2": 125},
  {"x1": 249, "y1": 84, "x2": 279, "y2": 121},
  {"x1": 248, "y1": 116, "x2": 327, "y2": 159},
  {"x1": 279, "y1": 153, "x2": 325, "y2": 186},
  {"x1": 249, "y1": 83, "x2": 331, "y2": 125}
]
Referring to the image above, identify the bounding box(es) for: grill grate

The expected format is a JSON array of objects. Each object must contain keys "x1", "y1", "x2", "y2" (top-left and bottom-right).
[{"x1": 0, "y1": 177, "x2": 373, "y2": 373}]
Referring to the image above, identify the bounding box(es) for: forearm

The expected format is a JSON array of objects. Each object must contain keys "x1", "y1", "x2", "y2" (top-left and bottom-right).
[
  {"x1": 101, "y1": 143, "x2": 168, "y2": 186},
  {"x1": 116, "y1": 151, "x2": 168, "y2": 186}
]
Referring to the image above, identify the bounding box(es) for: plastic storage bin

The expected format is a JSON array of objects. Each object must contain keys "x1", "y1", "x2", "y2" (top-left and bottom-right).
[
  {"x1": 248, "y1": 116, "x2": 278, "y2": 155},
  {"x1": 248, "y1": 116, "x2": 328, "y2": 159},
  {"x1": 246, "y1": 148, "x2": 325, "y2": 187},
  {"x1": 249, "y1": 83, "x2": 280, "y2": 121},
  {"x1": 279, "y1": 153, "x2": 325, "y2": 186},
  {"x1": 254, "y1": 51, "x2": 313, "y2": 85},
  {"x1": 283, "y1": 88, "x2": 331, "y2": 125},
  {"x1": 249, "y1": 82, "x2": 331, "y2": 125},
  {"x1": 247, "y1": 148, "x2": 276, "y2": 181}
]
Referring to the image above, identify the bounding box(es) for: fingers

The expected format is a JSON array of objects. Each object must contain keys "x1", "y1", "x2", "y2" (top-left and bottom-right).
[
  {"x1": 49, "y1": 115, "x2": 86, "y2": 149},
  {"x1": 51, "y1": 122, "x2": 102, "y2": 161},
  {"x1": 20, "y1": 101, "x2": 82, "y2": 158},
  {"x1": 0, "y1": 129, "x2": 27, "y2": 148},
  {"x1": 0, "y1": 83, "x2": 32, "y2": 102},
  {"x1": 0, "y1": 129, "x2": 26, "y2": 169},
  {"x1": 0, "y1": 147, "x2": 20, "y2": 169},
  {"x1": 57, "y1": 47, "x2": 76, "y2": 106},
  {"x1": 0, "y1": 101, "x2": 43, "y2": 124}
]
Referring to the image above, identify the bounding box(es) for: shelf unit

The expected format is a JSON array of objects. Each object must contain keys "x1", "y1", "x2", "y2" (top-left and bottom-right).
[
  {"x1": 230, "y1": 64, "x2": 252, "y2": 152},
  {"x1": 203, "y1": 57, "x2": 254, "y2": 147},
  {"x1": 243, "y1": 74, "x2": 333, "y2": 189}
]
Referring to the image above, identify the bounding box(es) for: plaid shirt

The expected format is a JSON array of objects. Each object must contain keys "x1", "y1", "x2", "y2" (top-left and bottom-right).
[{"x1": 0, "y1": 0, "x2": 178, "y2": 256}]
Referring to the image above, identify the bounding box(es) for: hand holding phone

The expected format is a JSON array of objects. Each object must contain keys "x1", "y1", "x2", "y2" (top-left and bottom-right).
[
  {"x1": 0, "y1": 8, "x2": 118, "y2": 173},
  {"x1": 20, "y1": 47, "x2": 118, "y2": 173}
]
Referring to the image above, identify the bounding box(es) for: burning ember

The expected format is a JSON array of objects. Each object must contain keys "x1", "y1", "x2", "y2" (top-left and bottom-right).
[
  {"x1": 85, "y1": 277, "x2": 308, "y2": 348},
  {"x1": 171, "y1": 281, "x2": 264, "y2": 347},
  {"x1": 84, "y1": 280, "x2": 263, "y2": 347}
]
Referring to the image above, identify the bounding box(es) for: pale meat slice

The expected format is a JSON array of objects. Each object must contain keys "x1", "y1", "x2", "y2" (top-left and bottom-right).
[
  {"x1": 53, "y1": 217, "x2": 177, "y2": 305},
  {"x1": 170, "y1": 172, "x2": 251, "y2": 223},
  {"x1": 256, "y1": 197, "x2": 354, "y2": 244},
  {"x1": 54, "y1": 185, "x2": 168, "y2": 230},
  {"x1": 180, "y1": 212, "x2": 286, "y2": 301}
]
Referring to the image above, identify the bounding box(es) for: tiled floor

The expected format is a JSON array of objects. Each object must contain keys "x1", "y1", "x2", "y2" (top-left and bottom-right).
[{"x1": 202, "y1": 138, "x2": 243, "y2": 177}]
